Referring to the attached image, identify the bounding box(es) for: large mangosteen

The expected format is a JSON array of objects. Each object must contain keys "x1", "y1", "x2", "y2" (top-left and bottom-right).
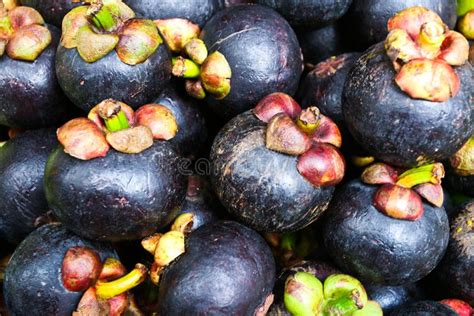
[
  {"x1": 0, "y1": 6, "x2": 72, "y2": 128},
  {"x1": 345, "y1": 0, "x2": 457, "y2": 49},
  {"x1": 391, "y1": 300, "x2": 457, "y2": 315},
  {"x1": 255, "y1": 0, "x2": 352, "y2": 31},
  {"x1": 210, "y1": 93, "x2": 345, "y2": 232},
  {"x1": 56, "y1": 0, "x2": 171, "y2": 111},
  {"x1": 0, "y1": 129, "x2": 57, "y2": 245},
  {"x1": 196, "y1": 4, "x2": 303, "y2": 120},
  {"x1": 19, "y1": 0, "x2": 81, "y2": 27},
  {"x1": 3, "y1": 223, "x2": 120, "y2": 315},
  {"x1": 435, "y1": 200, "x2": 474, "y2": 305},
  {"x1": 44, "y1": 99, "x2": 187, "y2": 241},
  {"x1": 141, "y1": 220, "x2": 276, "y2": 315},
  {"x1": 343, "y1": 7, "x2": 473, "y2": 167},
  {"x1": 323, "y1": 162, "x2": 450, "y2": 285},
  {"x1": 154, "y1": 83, "x2": 208, "y2": 159}
]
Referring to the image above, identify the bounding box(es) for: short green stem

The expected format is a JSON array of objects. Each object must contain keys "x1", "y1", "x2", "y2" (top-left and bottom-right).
[
  {"x1": 87, "y1": 0, "x2": 120, "y2": 33},
  {"x1": 322, "y1": 295, "x2": 361, "y2": 316},
  {"x1": 396, "y1": 163, "x2": 444, "y2": 188},
  {"x1": 172, "y1": 57, "x2": 201, "y2": 79},
  {"x1": 95, "y1": 263, "x2": 148, "y2": 300},
  {"x1": 104, "y1": 110, "x2": 130, "y2": 132}
]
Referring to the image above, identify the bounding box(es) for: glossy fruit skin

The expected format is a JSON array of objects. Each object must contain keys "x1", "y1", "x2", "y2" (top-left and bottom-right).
[
  {"x1": 3, "y1": 223, "x2": 116, "y2": 316},
  {"x1": 0, "y1": 129, "x2": 57, "y2": 246},
  {"x1": 157, "y1": 221, "x2": 275, "y2": 315},
  {"x1": 390, "y1": 300, "x2": 457, "y2": 316},
  {"x1": 56, "y1": 42, "x2": 172, "y2": 112},
  {"x1": 0, "y1": 25, "x2": 72, "y2": 129},
  {"x1": 200, "y1": 4, "x2": 303, "y2": 120},
  {"x1": 323, "y1": 180, "x2": 449, "y2": 285},
  {"x1": 345, "y1": 0, "x2": 457, "y2": 49},
  {"x1": 435, "y1": 200, "x2": 474, "y2": 305},
  {"x1": 154, "y1": 83, "x2": 208, "y2": 159},
  {"x1": 343, "y1": 43, "x2": 473, "y2": 168},
  {"x1": 129, "y1": 0, "x2": 222, "y2": 27},
  {"x1": 255, "y1": 0, "x2": 352, "y2": 30},
  {"x1": 210, "y1": 111, "x2": 334, "y2": 233},
  {"x1": 44, "y1": 142, "x2": 187, "y2": 242},
  {"x1": 366, "y1": 284, "x2": 425, "y2": 314},
  {"x1": 19, "y1": 0, "x2": 81, "y2": 27}
]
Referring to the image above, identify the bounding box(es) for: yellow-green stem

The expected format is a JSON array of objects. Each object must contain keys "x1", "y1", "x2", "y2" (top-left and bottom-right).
[
  {"x1": 396, "y1": 163, "x2": 444, "y2": 188},
  {"x1": 95, "y1": 263, "x2": 147, "y2": 300}
]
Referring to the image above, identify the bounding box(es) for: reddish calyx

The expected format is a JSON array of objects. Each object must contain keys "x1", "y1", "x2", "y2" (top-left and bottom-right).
[
  {"x1": 57, "y1": 99, "x2": 178, "y2": 160},
  {"x1": 61, "y1": 0, "x2": 160, "y2": 65},
  {"x1": 440, "y1": 299, "x2": 473, "y2": 316},
  {"x1": 0, "y1": 5, "x2": 51, "y2": 61},
  {"x1": 384, "y1": 6, "x2": 469, "y2": 102},
  {"x1": 254, "y1": 93, "x2": 345, "y2": 188},
  {"x1": 361, "y1": 162, "x2": 445, "y2": 220}
]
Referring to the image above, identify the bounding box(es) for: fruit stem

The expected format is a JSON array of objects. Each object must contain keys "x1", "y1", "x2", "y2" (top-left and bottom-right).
[
  {"x1": 95, "y1": 263, "x2": 148, "y2": 300},
  {"x1": 396, "y1": 163, "x2": 445, "y2": 188},
  {"x1": 417, "y1": 21, "x2": 446, "y2": 57},
  {"x1": 104, "y1": 110, "x2": 130, "y2": 132},
  {"x1": 172, "y1": 56, "x2": 201, "y2": 79},
  {"x1": 322, "y1": 294, "x2": 361, "y2": 316},
  {"x1": 87, "y1": 0, "x2": 120, "y2": 33},
  {"x1": 296, "y1": 107, "x2": 321, "y2": 135}
]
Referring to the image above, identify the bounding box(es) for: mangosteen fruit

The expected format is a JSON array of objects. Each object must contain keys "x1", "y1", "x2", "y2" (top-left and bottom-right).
[
  {"x1": 323, "y1": 162, "x2": 450, "y2": 285},
  {"x1": 343, "y1": 7, "x2": 473, "y2": 167},
  {"x1": 435, "y1": 200, "x2": 474, "y2": 305},
  {"x1": 154, "y1": 83, "x2": 208, "y2": 159},
  {"x1": 3, "y1": 223, "x2": 118, "y2": 315},
  {"x1": 0, "y1": 129, "x2": 57, "y2": 245},
  {"x1": 297, "y1": 22, "x2": 348, "y2": 66},
  {"x1": 148, "y1": 220, "x2": 276, "y2": 315},
  {"x1": 345, "y1": 0, "x2": 457, "y2": 49},
  {"x1": 446, "y1": 136, "x2": 474, "y2": 197},
  {"x1": 197, "y1": 4, "x2": 303, "y2": 120},
  {"x1": 210, "y1": 93, "x2": 345, "y2": 232},
  {"x1": 127, "y1": 0, "x2": 222, "y2": 27},
  {"x1": 19, "y1": 0, "x2": 81, "y2": 27},
  {"x1": 0, "y1": 5, "x2": 72, "y2": 129},
  {"x1": 366, "y1": 283, "x2": 425, "y2": 314},
  {"x1": 56, "y1": 0, "x2": 171, "y2": 111},
  {"x1": 391, "y1": 300, "x2": 457, "y2": 315},
  {"x1": 44, "y1": 99, "x2": 187, "y2": 241},
  {"x1": 255, "y1": 0, "x2": 352, "y2": 31}
]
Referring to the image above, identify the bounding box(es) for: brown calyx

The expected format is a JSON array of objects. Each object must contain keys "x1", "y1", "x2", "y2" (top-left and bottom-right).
[
  {"x1": 253, "y1": 92, "x2": 302, "y2": 123},
  {"x1": 266, "y1": 113, "x2": 312, "y2": 156},
  {"x1": 373, "y1": 184, "x2": 424, "y2": 221},
  {"x1": 449, "y1": 136, "x2": 474, "y2": 176},
  {"x1": 314, "y1": 54, "x2": 348, "y2": 78},
  {"x1": 61, "y1": 246, "x2": 102, "y2": 292}
]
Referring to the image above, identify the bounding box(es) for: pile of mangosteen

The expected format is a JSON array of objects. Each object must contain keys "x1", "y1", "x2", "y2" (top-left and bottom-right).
[{"x1": 0, "y1": 0, "x2": 473, "y2": 315}]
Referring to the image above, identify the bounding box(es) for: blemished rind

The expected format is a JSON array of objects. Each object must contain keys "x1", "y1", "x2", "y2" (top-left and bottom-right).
[
  {"x1": 345, "y1": 0, "x2": 457, "y2": 49},
  {"x1": 366, "y1": 284, "x2": 424, "y2": 314},
  {"x1": 343, "y1": 43, "x2": 473, "y2": 168},
  {"x1": 435, "y1": 200, "x2": 474, "y2": 305},
  {"x1": 129, "y1": 0, "x2": 222, "y2": 27},
  {"x1": 297, "y1": 52, "x2": 361, "y2": 125},
  {"x1": 390, "y1": 300, "x2": 457, "y2": 316},
  {"x1": 0, "y1": 129, "x2": 57, "y2": 246},
  {"x1": 19, "y1": 0, "x2": 81, "y2": 27},
  {"x1": 0, "y1": 25, "x2": 72, "y2": 129},
  {"x1": 44, "y1": 141, "x2": 187, "y2": 241},
  {"x1": 55, "y1": 41, "x2": 172, "y2": 112},
  {"x1": 200, "y1": 4, "x2": 303, "y2": 120},
  {"x1": 323, "y1": 180, "x2": 449, "y2": 285},
  {"x1": 255, "y1": 0, "x2": 352, "y2": 30},
  {"x1": 3, "y1": 223, "x2": 116, "y2": 316},
  {"x1": 154, "y1": 84, "x2": 208, "y2": 159},
  {"x1": 210, "y1": 111, "x2": 334, "y2": 233},
  {"x1": 297, "y1": 22, "x2": 347, "y2": 65},
  {"x1": 158, "y1": 221, "x2": 276, "y2": 315}
]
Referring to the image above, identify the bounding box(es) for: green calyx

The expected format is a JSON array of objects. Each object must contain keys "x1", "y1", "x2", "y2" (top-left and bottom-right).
[
  {"x1": 458, "y1": 0, "x2": 474, "y2": 16},
  {"x1": 172, "y1": 56, "x2": 201, "y2": 78},
  {"x1": 396, "y1": 162, "x2": 445, "y2": 188},
  {"x1": 284, "y1": 273, "x2": 371, "y2": 316},
  {"x1": 103, "y1": 110, "x2": 129, "y2": 132},
  {"x1": 62, "y1": 0, "x2": 162, "y2": 64}
]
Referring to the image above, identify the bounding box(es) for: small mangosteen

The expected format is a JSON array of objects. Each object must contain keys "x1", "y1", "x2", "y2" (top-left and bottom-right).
[
  {"x1": 0, "y1": 129, "x2": 57, "y2": 245},
  {"x1": 56, "y1": 0, "x2": 171, "y2": 111},
  {"x1": 3, "y1": 223, "x2": 127, "y2": 315},
  {"x1": 195, "y1": 4, "x2": 303, "y2": 120},
  {"x1": 343, "y1": 7, "x2": 473, "y2": 167},
  {"x1": 323, "y1": 162, "x2": 450, "y2": 285},
  {"x1": 154, "y1": 83, "x2": 208, "y2": 159},
  {"x1": 446, "y1": 136, "x2": 474, "y2": 197},
  {"x1": 435, "y1": 200, "x2": 474, "y2": 305},
  {"x1": 44, "y1": 99, "x2": 187, "y2": 241},
  {"x1": 0, "y1": 5, "x2": 72, "y2": 128},
  {"x1": 391, "y1": 300, "x2": 458, "y2": 315},
  {"x1": 210, "y1": 93, "x2": 345, "y2": 232},
  {"x1": 345, "y1": 0, "x2": 457, "y2": 49},
  {"x1": 19, "y1": 0, "x2": 81, "y2": 27},
  {"x1": 141, "y1": 220, "x2": 275, "y2": 315},
  {"x1": 366, "y1": 283, "x2": 426, "y2": 314},
  {"x1": 255, "y1": 0, "x2": 352, "y2": 31},
  {"x1": 127, "y1": 0, "x2": 222, "y2": 27}
]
